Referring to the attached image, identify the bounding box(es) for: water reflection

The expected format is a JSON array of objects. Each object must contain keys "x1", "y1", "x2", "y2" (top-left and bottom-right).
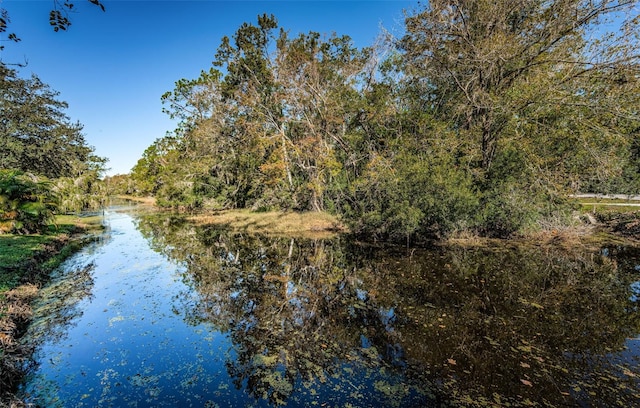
[
  {"x1": 136, "y1": 213, "x2": 640, "y2": 407},
  {"x1": 137, "y1": 215, "x2": 432, "y2": 407},
  {"x1": 20, "y1": 211, "x2": 640, "y2": 407}
]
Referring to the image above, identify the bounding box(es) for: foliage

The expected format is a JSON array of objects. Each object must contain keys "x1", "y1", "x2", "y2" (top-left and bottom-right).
[
  {"x1": 130, "y1": 15, "x2": 371, "y2": 213},
  {"x1": 54, "y1": 174, "x2": 106, "y2": 214},
  {"x1": 0, "y1": 64, "x2": 101, "y2": 179},
  {"x1": 398, "y1": 0, "x2": 640, "y2": 236},
  {"x1": 53, "y1": 155, "x2": 108, "y2": 213},
  {"x1": 344, "y1": 122, "x2": 479, "y2": 240},
  {"x1": 131, "y1": 4, "x2": 640, "y2": 241},
  {"x1": 0, "y1": 62, "x2": 108, "y2": 214},
  {"x1": 0, "y1": 170, "x2": 57, "y2": 234},
  {"x1": 401, "y1": 0, "x2": 639, "y2": 171},
  {"x1": 103, "y1": 174, "x2": 136, "y2": 196},
  {"x1": 0, "y1": 0, "x2": 105, "y2": 51}
]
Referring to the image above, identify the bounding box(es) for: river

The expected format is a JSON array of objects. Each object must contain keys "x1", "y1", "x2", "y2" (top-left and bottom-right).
[{"x1": 19, "y1": 207, "x2": 640, "y2": 407}]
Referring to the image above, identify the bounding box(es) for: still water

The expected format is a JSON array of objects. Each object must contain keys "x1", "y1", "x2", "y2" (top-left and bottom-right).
[{"x1": 20, "y1": 208, "x2": 640, "y2": 407}]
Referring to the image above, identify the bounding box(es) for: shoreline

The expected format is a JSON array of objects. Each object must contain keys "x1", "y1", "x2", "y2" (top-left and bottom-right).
[
  {"x1": 0, "y1": 218, "x2": 105, "y2": 406},
  {"x1": 186, "y1": 209, "x2": 346, "y2": 238},
  {"x1": 1, "y1": 205, "x2": 638, "y2": 405},
  {"x1": 116, "y1": 195, "x2": 640, "y2": 245}
]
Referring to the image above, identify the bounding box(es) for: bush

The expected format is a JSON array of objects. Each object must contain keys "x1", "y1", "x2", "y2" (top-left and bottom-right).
[
  {"x1": 343, "y1": 142, "x2": 479, "y2": 242},
  {"x1": 0, "y1": 170, "x2": 58, "y2": 234}
]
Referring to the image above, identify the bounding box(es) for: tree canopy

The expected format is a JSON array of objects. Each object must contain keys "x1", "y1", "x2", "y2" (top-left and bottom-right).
[
  {"x1": 0, "y1": 63, "x2": 107, "y2": 230},
  {"x1": 402, "y1": 0, "x2": 639, "y2": 175},
  {"x1": 130, "y1": 3, "x2": 640, "y2": 241},
  {"x1": 0, "y1": 64, "x2": 103, "y2": 179}
]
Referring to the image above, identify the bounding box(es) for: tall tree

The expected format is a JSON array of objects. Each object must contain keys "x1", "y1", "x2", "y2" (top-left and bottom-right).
[
  {"x1": 272, "y1": 31, "x2": 369, "y2": 211},
  {"x1": 401, "y1": 0, "x2": 640, "y2": 176},
  {"x1": 0, "y1": 64, "x2": 101, "y2": 179},
  {"x1": 387, "y1": 0, "x2": 640, "y2": 236},
  {"x1": 154, "y1": 15, "x2": 372, "y2": 211}
]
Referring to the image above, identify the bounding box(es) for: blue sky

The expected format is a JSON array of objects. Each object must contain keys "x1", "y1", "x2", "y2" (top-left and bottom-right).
[{"x1": 1, "y1": 0, "x2": 415, "y2": 175}]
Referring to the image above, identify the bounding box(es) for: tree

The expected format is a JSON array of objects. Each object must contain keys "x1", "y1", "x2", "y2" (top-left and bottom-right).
[
  {"x1": 54, "y1": 154, "x2": 108, "y2": 213},
  {"x1": 1, "y1": 63, "x2": 108, "y2": 214},
  {"x1": 401, "y1": 0, "x2": 639, "y2": 176},
  {"x1": 130, "y1": 136, "x2": 180, "y2": 196},
  {"x1": 0, "y1": 64, "x2": 101, "y2": 179},
  {"x1": 136, "y1": 6, "x2": 639, "y2": 239},
  {"x1": 272, "y1": 31, "x2": 369, "y2": 211},
  {"x1": 394, "y1": 0, "x2": 640, "y2": 236},
  {"x1": 153, "y1": 15, "x2": 373, "y2": 212}
]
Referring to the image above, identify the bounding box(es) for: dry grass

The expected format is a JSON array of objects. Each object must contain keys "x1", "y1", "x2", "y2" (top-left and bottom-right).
[
  {"x1": 1, "y1": 284, "x2": 40, "y2": 403},
  {"x1": 518, "y1": 229, "x2": 593, "y2": 251},
  {"x1": 443, "y1": 213, "x2": 599, "y2": 250},
  {"x1": 55, "y1": 214, "x2": 104, "y2": 231},
  {"x1": 443, "y1": 226, "x2": 489, "y2": 247},
  {"x1": 188, "y1": 209, "x2": 346, "y2": 238},
  {"x1": 1, "y1": 284, "x2": 39, "y2": 343},
  {"x1": 115, "y1": 195, "x2": 156, "y2": 205}
]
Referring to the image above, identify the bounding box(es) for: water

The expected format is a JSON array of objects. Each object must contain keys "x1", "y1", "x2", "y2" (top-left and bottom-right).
[{"x1": 20, "y1": 209, "x2": 640, "y2": 407}]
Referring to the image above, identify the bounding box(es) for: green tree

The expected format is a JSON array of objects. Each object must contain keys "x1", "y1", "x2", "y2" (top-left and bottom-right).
[
  {"x1": 103, "y1": 173, "x2": 135, "y2": 196},
  {"x1": 272, "y1": 31, "x2": 369, "y2": 211},
  {"x1": 54, "y1": 154, "x2": 108, "y2": 213},
  {"x1": 137, "y1": 6, "x2": 639, "y2": 239},
  {"x1": 396, "y1": 0, "x2": 640, "y2": 235},
  {"x1": 344, "y1": 102, "x2": 480, "y2": 240},
  {"x1": 0, "y1": 64, "x2": 99, "y2": 179},
  {"x1": 154, "y1": 15, "x2": 372, "y2": 212},
  {"x1": 1, "y1": 63, "x2": 108, "y2": 215},
  {"x1": 401, "y1": 0, "x2": 639, "y2": 174},
  {"x1": 130, "y1": 136, "x2": 179, "y2": 195}
]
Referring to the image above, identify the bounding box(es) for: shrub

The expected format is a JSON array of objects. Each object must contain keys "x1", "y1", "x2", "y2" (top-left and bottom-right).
[{"x1": 0, "y1": 170, "x2": 58, "y2": 234}]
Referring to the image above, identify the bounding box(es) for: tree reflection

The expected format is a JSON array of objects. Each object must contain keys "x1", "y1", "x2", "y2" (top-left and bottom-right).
[
  {"x1": 24, "y1": 262, "x2": 95, "y2": 348},
  {"x1": 136, "y1": 213, "x2": 640, "y2": 407},
  {"x1": 362, "y1": 245, "x2": 640, "y2": 406},
  {"x1": 21, "y1": 261, "x2": 96, "y2": 404}
]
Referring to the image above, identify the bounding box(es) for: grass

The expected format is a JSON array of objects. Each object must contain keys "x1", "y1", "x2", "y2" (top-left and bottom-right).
[
  {"x1": 0, "y1": 214, "x2": 104, "y2": 293},
  {"x1": 188, "y1": 209, "x2": 346, "y2": 238},
  {"x1": 115, "y1": 195, "x2": 156, "y2": 205},
  {"x1": 571, "y1": 197, "x2": 640, "y2": 245},
  {"x1": 581, "y1": 204, "x2": 640, "y2": 213},
  {"x1": 575, "y1": 196, "x2": 640, "y2": 213}
]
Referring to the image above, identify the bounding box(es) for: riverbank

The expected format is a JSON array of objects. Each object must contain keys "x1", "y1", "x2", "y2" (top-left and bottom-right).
[
  {"x1": 115, "y1": 195, "x2": 156, "y2": 206},
  {"x1": 6, "y1": 205, "x2": 640, "y2": 406},
  {"x1": 118, "y1": 194, "x2": 640, "y2": 245},
  {"x1": 115, "y1": 195, "x2": 346, "y2": 237},
  {"x1": 0, "y1": 215, "x2": 104, "y2": 406},
  {"x1": 187, "y1": 209, "x2": 346, "y2": 238}
]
